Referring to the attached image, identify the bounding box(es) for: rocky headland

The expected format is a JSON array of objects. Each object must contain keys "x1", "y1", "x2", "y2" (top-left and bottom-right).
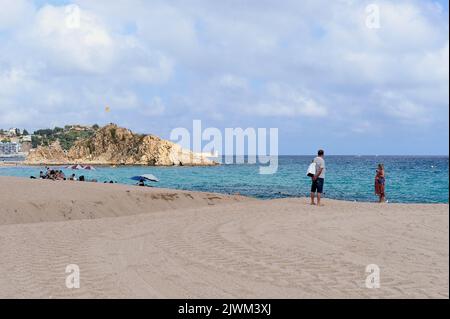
[{"x1": 25, "y1": 124, "x2": 216, "y2": 166}]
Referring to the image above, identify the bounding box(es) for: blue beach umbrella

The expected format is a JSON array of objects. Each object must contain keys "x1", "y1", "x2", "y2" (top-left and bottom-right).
[{"x1": 131, "y1": 174, "x2": 160, "y2": 182}]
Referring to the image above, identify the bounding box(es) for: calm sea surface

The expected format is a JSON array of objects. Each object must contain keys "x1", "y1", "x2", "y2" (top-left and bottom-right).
[{"x1": 1, "y1": 156, "x2": 448, "y2": 203}]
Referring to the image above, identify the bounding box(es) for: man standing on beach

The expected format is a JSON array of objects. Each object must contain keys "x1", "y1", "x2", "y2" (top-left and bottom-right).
[{"x1": 311, "y1": 149, "x2": 326, "y2": 206}]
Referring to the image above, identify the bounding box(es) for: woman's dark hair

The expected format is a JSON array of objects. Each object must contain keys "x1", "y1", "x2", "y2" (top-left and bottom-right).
[{"x1": 318, "y1": 149, "x2": 324, "y2": 156}]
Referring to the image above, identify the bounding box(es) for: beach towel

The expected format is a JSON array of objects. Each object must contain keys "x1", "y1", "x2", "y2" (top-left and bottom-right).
[{"x1": 307, "y1": 162, "x2": 316, "y2": 177}]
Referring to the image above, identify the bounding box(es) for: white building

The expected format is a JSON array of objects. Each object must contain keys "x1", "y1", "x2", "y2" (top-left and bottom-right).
[
  {"x1": 21, "y1": 135, "x2": 32, "y2": 142},
  {"x1": 8, "y1": 128, "x2": 20, "y2": 136},
  {"x1": 0, "y1": 142, "x2": 21, "y2": 155}
]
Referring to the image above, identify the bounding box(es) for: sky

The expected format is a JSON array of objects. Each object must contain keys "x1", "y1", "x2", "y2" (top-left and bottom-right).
[{"x1": 0, "y1": 0, "x2": 448, "y2": 155}]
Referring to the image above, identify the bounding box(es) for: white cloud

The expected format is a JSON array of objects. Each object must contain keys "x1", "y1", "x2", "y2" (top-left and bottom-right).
[
  {"x1": 217, "y1": 74, "x2": 248, "y2": 90},
  {"x1": 252, "y1": 83, "x2": 328, "y2": 117},
  {"x1": 0, "y1": 0, "x2": 33, "y2": 30},
  {"x1": 351, "y1": 121, "x2": 373, "y2": 134},
  {"x1": 0, "y1": 67, "x2": 29, "y2": 95},
  {"x1": 26, "y1": 5, "x2": 115, "y2": 74},
  {"x1": 378, "y1": 91, "x2": 430, "y2": 124},
  {"x1": 127, "y1": 52, "x2": 175, "y2": 84},
  {"x1": 140, "y1": 96, "x2": 166, "y2": 116}
]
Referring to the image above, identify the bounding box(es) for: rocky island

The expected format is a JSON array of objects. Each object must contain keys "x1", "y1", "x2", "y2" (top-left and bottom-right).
[{"x1": 25, "y1": 124, "x2": 216, "y2": 166}]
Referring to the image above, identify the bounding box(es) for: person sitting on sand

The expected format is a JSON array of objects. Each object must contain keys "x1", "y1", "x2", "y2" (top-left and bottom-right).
[
  {"x1": 79, "y1": 175, "x2": 85, "y2": 182},
  {"x1": 49, "y1": 170, "x2": 56, "y2": 180},
  {"x1": 137, "y1": 178, "x2": 145, "y2": 187},
  {"x1": 69, "y1": 174, "x2": 77, "y2": 181},
  {"x1": 55, "y1": 170, "x2": 65, "y2": 181},
  {"x1": 39, "y1": 171, "x2": 45, "y2": 179},
  {"x1": 375, "y1": 164, "x2": 386, "y2": 203}
]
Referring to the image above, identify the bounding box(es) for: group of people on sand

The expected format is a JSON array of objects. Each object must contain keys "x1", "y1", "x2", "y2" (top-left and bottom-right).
[
  {"x1": 309, "y1": 149, "x2": 386, "y2": 206},
  {"x1": 31, "y1": 167, "x2": 117, "y2": 183},
  {"x1": 30, "y1": 167, "x2": 97, "y2": 182},
  {"x1": 30, "y1": 165, "x2": 139, "y2": 185},
  {"x1": 38, "y1": 168, "x2": 66, "y2": 180},
  {"x1": 34, "y1": 167, "x2": 83, "y2": 181},
  {"x1": 32, "y1": 168, "x2": 146, "y2": 186}
]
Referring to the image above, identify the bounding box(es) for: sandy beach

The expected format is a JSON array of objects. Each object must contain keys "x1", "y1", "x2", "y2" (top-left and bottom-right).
[{"x1": 0, "y1": 176, "x2": 448, "y2": 299}]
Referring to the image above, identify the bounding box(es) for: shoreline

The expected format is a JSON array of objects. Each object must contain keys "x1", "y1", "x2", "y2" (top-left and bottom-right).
[
  {"x1": 0, "y1": 161, "x2": 219, "y2": 167},
  {"x1": 0, "y1": 174, "x2": 448, "y2": 205},
  {"x1": 0, "y1": 176, "x2": 448, "y2": 214}
]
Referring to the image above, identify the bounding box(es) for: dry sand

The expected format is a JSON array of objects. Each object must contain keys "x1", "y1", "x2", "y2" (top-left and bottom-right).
[{"x1": 0, "y1": 176, "x2": 448, "y2": 298}]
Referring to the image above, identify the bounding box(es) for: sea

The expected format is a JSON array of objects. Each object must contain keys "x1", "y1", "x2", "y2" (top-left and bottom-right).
[{"x1": 0, "y1": 156, "x2": 448, "y2": 204}]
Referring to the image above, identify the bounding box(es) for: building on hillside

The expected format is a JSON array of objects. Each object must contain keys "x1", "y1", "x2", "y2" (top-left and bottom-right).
[
  {"x1": 21, "y1": 135, "x2": 32, "y2": 142},
  {"x1": 64, "y1": 125, "x2": 91, "y2": 132},
  {"x1": 0, "y1": 142, "x2": 21, "y2": 155},
  {"x1": 8, "y1": 128, "x2": 20, "y2": 136}
]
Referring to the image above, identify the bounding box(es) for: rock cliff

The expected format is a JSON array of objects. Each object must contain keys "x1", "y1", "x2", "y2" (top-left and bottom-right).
[
  {"x1": 25, "y1": 124, "x2": 216, "y2": 166},
  {"x1": 25, "y1": 140, "x2": 67, "y2": 164}
]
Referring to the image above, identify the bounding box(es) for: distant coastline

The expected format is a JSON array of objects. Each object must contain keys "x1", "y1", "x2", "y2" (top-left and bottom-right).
[{"x1": 23, "y1": 124, "x2": 217, "y2": 167}]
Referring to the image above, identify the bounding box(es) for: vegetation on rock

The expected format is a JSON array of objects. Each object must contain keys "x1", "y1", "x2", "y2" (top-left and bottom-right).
[{"x1": 31, "y1": 125, "x2": 99, "y2": 150}]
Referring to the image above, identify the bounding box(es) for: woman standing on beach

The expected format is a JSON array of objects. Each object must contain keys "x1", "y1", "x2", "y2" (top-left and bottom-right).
[{"x1": 375, "y1": 164, "x2": 386, "y2": 203}]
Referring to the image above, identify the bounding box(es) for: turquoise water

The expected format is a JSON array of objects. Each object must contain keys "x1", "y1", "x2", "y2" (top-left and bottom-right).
[{"x1": 1, "y1": 156, "x2": 448, "y2": 203}]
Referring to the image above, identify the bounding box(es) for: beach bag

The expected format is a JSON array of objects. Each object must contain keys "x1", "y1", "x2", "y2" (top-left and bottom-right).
[{"x1": 307, "y1": 162, "x2": 316, "y2": 177}]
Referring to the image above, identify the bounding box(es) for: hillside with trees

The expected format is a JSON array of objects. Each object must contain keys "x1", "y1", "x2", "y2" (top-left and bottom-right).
[{"x1": 31, "y1": 125, "x2": 100, "y2": 150}]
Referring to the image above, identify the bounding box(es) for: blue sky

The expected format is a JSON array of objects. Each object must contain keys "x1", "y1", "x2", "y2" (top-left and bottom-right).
[{"x1": 0, "y1": 0, "x2": 448, "y2": 155}]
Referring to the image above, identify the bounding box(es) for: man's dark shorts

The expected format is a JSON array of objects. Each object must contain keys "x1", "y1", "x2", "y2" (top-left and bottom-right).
[{"x1": 311, "y1": 178, "x2": 325, "y2": 194}]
